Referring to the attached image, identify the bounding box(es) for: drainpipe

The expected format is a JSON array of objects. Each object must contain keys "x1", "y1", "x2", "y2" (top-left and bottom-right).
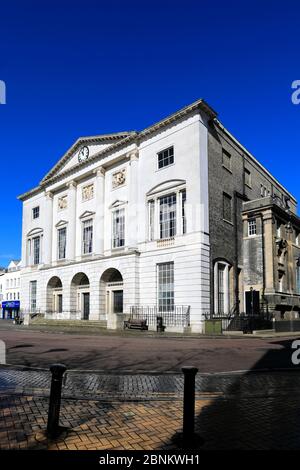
[{"x1": 234, "y1": 190, "x2": 248, "y2": 315}]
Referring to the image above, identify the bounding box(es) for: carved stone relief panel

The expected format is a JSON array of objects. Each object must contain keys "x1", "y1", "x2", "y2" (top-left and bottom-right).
[
  {"x1": 58, "y1": 195, "x2": 68, "y2": 210},
  {"x1": 112, "y1": 168, "x2": 126, "y2": 189}
]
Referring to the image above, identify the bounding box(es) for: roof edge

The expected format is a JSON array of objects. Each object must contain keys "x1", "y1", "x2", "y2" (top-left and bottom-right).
[{"x1": 215, "y1": 119, "x2": 297, "y2": 204}]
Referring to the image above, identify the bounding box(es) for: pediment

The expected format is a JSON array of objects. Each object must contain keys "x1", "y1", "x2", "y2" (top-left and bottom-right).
[
  {"x1": 109, "y1": 199, "x2": 127, "y2": 209},
  {"x1": 27, "y1": 227, "x2": 43, "y2": 237},
  {"x1": 41, "y1": 132, "x2": 135, "y2": 184},
  {"x1": 146, "y1": 179, "x2": 186, "y2": 197},
  {"x1": 79, "y1": 210, "x2": 96, "y2": 220},
  {"x1": 55, "y1": 220, "x2": 68, "y2": 228}
]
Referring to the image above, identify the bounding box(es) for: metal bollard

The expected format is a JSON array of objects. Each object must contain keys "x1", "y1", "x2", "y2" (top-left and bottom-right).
[
  {"x1": 47, "y1": 363, "x2": 67, "y2": 438},
  {"x1": 182, "y1": 366, "x2": 198, "y2": 440}
]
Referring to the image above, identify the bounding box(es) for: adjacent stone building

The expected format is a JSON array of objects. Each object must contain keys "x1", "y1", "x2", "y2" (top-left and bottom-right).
[{"x1": 18, "y1": 98, "x2": 300, "y2": 332}]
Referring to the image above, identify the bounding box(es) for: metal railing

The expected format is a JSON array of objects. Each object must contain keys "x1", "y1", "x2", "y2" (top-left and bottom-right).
[
  {"x1": 203, "y1": 311, "x2": 273, "y2": 333},
  {"x1": 19, "y1": 309, "x2": 44, "y2": 320},
  {"x1": 129, "y1": 305, "x2": 190, "y2": 328}
]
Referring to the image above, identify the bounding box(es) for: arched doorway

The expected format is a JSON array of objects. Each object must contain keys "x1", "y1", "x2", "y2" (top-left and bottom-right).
[
  {"x1": 46, "y1": 276, "x2": 63, "y2": 314},
  {"x1": 71, "y1": 273, "x2": 90, "y2": 320},
  {"x1": 100, "y1": 268, "x2": 123, "y2": 317}
]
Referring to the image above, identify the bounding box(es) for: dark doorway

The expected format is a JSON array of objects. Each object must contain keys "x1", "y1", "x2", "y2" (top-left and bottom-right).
[
  {"x1": 83, "y1": 293, "x2": 90, "y2": 320},
  {"x1": 58, "y1": 294, "x2": 63, "y2": 313},
  {"x1": 245, "y1": 290, "x2": 260, "y2": 315},
  {"x1": 113, "y1": 290, "x2": 123, "y2": 313}
]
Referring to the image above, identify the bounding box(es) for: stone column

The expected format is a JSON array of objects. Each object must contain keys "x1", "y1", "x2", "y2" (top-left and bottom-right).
[
  {"x1": 67, "y1": 181, "x2": 77, "y2": 261},
  {"x1": 44, "y1": 191, "x2": 53, "y2": 265},
  {"x1": 93, "y1": 166, "x2": 105, "y2": 255},
  {"x1": 128, "y1": 149, "x2": 139, "y2": 248}
]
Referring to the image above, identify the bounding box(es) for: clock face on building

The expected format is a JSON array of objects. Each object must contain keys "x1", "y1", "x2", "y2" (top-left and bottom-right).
[{"x1": 78, "y1": 146, "x2": 89, "y2": 163}]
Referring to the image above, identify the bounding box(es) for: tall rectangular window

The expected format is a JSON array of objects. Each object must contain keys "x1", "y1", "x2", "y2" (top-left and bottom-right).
[
  {"x1": 148, "y1": 200, "x2": 155, "y2": 241},
  {"x1": 58, "y1": 227, "x2": 67, "y2": 260},
  {"x1": 244, "y1": 168, "x2": 252, "y2": 188},
  {"x1": 157, "y1": 146, "x2": 174, "y2": 169},
  {"x1": 158, "y1": 262, "x2": 174, "y2": 313},
  {"x1": 223, "y1": 193, "x2": 232, "y2": 223},
  {"x1": 32, "y1": 206, "x2": 40, "y2": 219},
  {"x1": 33, "y1": 236, "x2": 40, "y2": 265},
  {"x1": 217, "y1": 264, "x2": 225, "y2": 314},
  {"x1": 222, "y1": 149, "x2": 231, "y2": 171},
  {"x1": 82, "y1": 219, "x2": 93, "y2": 254},
  {"x1": 112, "y1": 209, "x2": 125, "y2": 248},
  {"x1": 181, "y1": 190, "x2": 187, "y2": 234},
  {"x1": 159, "y1": 193, "x2": 176, "y2": 239},
  {"x1": 30, "y1": 281, "x2": 37, "y2": 312},
  {"x1": 248, "y1": 218, "x2": 257, "y2": 236}
]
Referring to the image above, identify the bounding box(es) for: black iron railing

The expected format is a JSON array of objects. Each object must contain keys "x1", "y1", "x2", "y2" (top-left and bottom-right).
[
  {"x1": 203, "y1": 311, "x2": 273, "y2": 333},
  {"x1": 129, "y1": 305, "x2": 190, "y2": 328}
]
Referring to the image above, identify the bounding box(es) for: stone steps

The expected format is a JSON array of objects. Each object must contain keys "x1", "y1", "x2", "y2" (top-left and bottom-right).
[{"x1": 30, "y1": 318, "x2": 108, "y2": 328}]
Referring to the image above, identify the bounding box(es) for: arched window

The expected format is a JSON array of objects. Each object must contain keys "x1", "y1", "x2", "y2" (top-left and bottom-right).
[
  {"x1": 27, "y1": 228, "x2": 43, "y2": 266},
  {"x1": 214, "y1": 261, "x2": 231, "y2": 314},
  {"x1": 146, "y1": 180, "x2": 186, "y2": 241}
]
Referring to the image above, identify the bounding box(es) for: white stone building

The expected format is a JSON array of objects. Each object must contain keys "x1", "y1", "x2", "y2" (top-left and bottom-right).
[
  {"x1": 0, "y1": 260, "x2": 21, "y2": 319},
  {"x1": 18, "y1": 98, "x2": 297, "y2": 332},
  {"x1": 19, "y1": 99, "x2": 213, "y2": 332}
]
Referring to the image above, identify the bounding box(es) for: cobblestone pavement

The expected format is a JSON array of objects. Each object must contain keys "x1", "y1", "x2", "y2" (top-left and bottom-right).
[
  {"x1": 1, "y1": 367, "x2": 300, "y2": 399},
  {"x1": 1, "y1": 368, "x2": 300, "y2": 450}
]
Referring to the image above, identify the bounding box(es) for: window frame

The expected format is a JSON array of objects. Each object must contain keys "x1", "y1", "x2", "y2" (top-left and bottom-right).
[
  {"x1": 82, "y1": 218, "x2": 94, "y2": 255},
  {"x1": 223, "y1": 192, "x2": 233, "y2": 223},
  {"x1": 157, "y1": 262, "x2": 174, "y2": 313},
  {"x1": 57, "y1": 226, "x2": 67, "y2": 260},
  {"x1": 248, "y1": 218, "x2": 257, "y2": 237},
  {"x1": 244, "y1": 168, "x2": 252, "y2": 188},
  {"x1": 159, "y1": 193, "x2": 177, "y2": 239},
  {"x1": 214, "y1": 261, "x2": 230, "y2": 314},
  {"x1": 33, "y1": 236, "x2": 41, "y2": 265},
  {"x1": 30, "y1": 280, "x2": 37, "y2": 312},
  {"x1": 222, "y1": 149, "x2": 232, "y2": 172},
  {"x1": 32, "y1": 206, "x2": 40, "y2": 220},
  {"x1": 157, "y1": 146, "x2": 175, "y2": 171},
  {"x1": 112, "y1": 207, "x2": 125, "y2": 249}
]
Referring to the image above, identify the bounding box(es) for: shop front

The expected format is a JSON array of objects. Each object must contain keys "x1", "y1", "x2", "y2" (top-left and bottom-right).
[{"x1": 2, "y1": 301, "x2": 20, "y2": 320}]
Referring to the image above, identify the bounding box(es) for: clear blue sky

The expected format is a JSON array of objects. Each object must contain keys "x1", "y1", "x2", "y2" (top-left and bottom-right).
[{"x1": 0, "y1": 0, "x2": 299, "y2": 264}]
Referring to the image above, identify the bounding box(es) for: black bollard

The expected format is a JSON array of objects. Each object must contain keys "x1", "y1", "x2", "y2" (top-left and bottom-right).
[
  {"x1": 182, "y1": 366, "x2": 198, "y2": 441},
  {"x1": 47, "y1": 363, "x2": 67, "y2": 438}
]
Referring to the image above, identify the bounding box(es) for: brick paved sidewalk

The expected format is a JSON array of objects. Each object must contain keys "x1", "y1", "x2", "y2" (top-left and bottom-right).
[
  {"x1": 2, "y1": 368, "x2": 300, "y2": 450},
  {"x1": 1, "y1": 392, "x2": 300, "y2": 450}
]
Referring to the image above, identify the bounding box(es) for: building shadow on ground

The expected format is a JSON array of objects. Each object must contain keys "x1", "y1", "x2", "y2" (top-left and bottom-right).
[{"x1": 168, "y1": 337, "x2": 300, "y2": 450}]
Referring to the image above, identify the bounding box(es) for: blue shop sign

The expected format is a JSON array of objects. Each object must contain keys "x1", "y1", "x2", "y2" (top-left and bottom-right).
[{"x1": 2, "y1": 301, "x2": 20, "y2": 309}]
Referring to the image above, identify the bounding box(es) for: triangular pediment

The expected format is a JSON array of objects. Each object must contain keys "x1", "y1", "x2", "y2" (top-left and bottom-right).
[
  {"x1": 109, "y1": 199, "x2": 128, "y2": 209},
  {"x1": 41, "y1": 132, "x2": 135, "y2": 184},
  {"x1": 79, "y1": 210, "x2": 96, "y2": 220}
]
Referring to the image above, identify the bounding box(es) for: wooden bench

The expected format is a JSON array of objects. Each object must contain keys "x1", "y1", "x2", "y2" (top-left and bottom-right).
[{"x1": 124, "y1": 318, "x2": 148, "y2": 330}]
